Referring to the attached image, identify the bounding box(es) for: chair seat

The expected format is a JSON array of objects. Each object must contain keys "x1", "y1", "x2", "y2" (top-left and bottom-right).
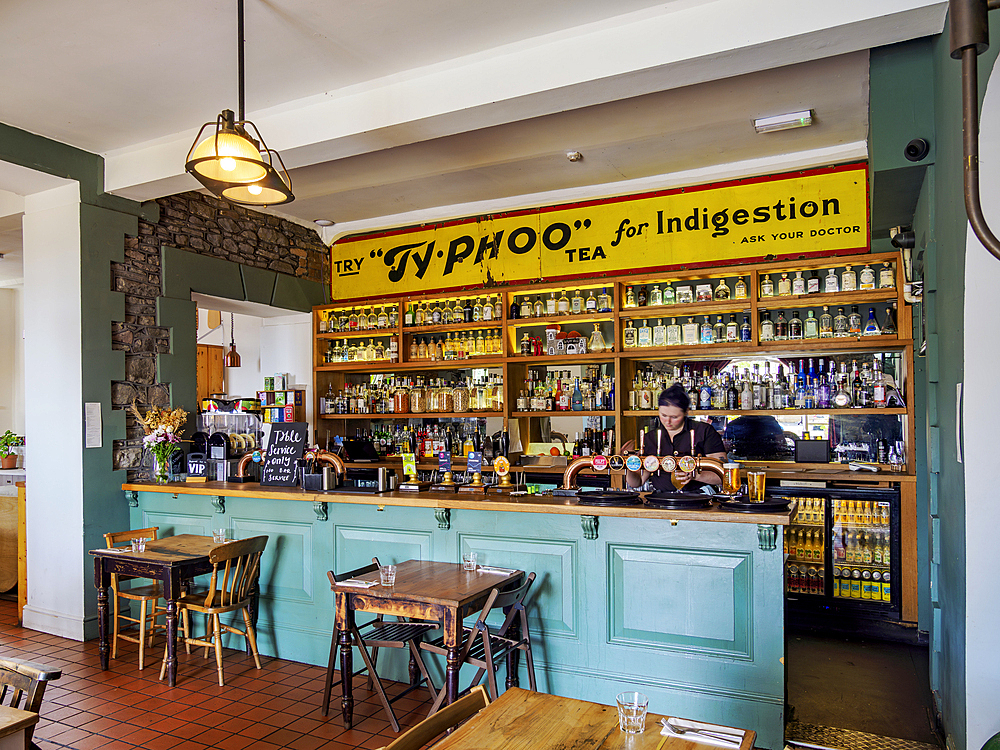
[
  {"x1": 360, "y1": 620, "x2": 437, "y2": 647},
  {"x1": 421, "y1": 628, "x2": 516, "y2": 664},
  {"x1": 179, "y1": 588, "x2": 249, "y2": 615},
  {"x1": 115, "y1": 583, "x2": 162, "y2": 600}
]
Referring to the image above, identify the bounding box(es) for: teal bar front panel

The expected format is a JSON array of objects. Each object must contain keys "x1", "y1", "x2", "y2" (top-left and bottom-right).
[{"x1": 132, "y1": 493, "x2": 784, "y2": 748}]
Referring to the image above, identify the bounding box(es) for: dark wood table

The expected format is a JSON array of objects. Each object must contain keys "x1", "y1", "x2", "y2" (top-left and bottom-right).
[
  {"x1": 427, "y1": 687, "x2": 756, "y2": 750},
  {"x1": 91, "y1": 534, "x2": 218, "y2": 686},
  {"x1": 332, "y1": 559, "x2": 523, "y2": 728}
]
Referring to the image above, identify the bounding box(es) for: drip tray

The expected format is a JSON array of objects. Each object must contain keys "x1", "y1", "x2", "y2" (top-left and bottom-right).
[
  {"x1": 576, "y1": 490, "x2": 642, "y2": 507},
  {"x1": 716, "y1": 497, "x2": 792, "y2": 513},
  {"x1": 643, "y1": 492, "x2": 713, "y2": 510}
]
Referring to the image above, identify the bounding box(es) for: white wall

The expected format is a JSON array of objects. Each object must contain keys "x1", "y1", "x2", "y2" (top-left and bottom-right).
[
  {"x1": 21, "y1": 184, "x2": 85, "y2": 638},
  {"x1": 962, "y1": 55, "x2": 1000, "y2": 750},
  {"x1": 0, "y1": 286, "x2": 25, "y2": 437},
  {"x1": 197, "y1": 309, "x2": 262, "y2": 399}
]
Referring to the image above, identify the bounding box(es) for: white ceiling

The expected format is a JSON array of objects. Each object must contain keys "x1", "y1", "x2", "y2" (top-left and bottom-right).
[{"x1": 0, "y1": 0, "x2": 948, "y2": 282}]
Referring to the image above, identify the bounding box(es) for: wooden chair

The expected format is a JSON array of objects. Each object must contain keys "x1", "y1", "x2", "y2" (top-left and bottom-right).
[
  {"x1": 0, "y1": 655, "x2": 62, "y2": 747},
  {"x1": 159, "y1": 535, "x2": 267, "y2": 686},
  {"x1": 103, "y1": 526, "x2": 165, "y2": 670},
  {"x1": 420, "y1": 571, "x2": 537, "y2": 714},
  {"x1": 379, "y1": 684, "x2": 490, "y2": 750},
  {"x1": 322, "y1": 558, "x2": 439, "y2": 732}
]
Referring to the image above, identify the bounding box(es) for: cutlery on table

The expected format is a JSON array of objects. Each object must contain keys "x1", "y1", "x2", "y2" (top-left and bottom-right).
[{"x1": 660, "y1": 718, "x2": 743, "y2": 744}]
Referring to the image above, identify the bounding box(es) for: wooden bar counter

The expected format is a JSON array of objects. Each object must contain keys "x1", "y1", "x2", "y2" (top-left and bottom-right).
[{"x1": 122, "y1": 479, "x2": 791, "y2": 749}]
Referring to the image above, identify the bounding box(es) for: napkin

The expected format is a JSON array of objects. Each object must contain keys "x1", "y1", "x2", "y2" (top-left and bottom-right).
[
  {"x1": 660, "y1": 718, "x2": 744, "y2": 748},
  {"x1": 476, "y1": 566, "x2": 516, "y2": 575},
  {"x1": 339, "y1": 579, "x2": 379, "y2": 588}
]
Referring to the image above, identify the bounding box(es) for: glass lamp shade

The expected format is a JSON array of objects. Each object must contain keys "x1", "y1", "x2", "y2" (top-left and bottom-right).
[
  {"x1": 186, "y1": 110, "x2": 268, "y2": 184},
  {"x1": 220, "y1": 162, "x2": 293, "y2": 206}
]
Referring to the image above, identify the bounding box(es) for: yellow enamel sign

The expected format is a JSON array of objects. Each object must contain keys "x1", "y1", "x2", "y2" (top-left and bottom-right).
[{"x1": 330, "y1": 163, "x2": 868, "y2": 301}]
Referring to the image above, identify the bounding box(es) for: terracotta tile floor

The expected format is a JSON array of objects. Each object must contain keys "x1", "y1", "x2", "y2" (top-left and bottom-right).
[{"x1": 0, "y1": 599, "x2": 436, "y2": 749}]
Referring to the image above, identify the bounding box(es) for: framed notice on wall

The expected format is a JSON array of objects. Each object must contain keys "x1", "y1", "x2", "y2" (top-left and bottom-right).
[{"x1": 261, "y1": 423, "x2": 308, "y2": 486}]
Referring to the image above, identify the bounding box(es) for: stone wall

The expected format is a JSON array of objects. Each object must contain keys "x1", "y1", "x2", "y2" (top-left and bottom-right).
[{"x1": 111, "y1": 191, "x2": 328, "y2": 478}]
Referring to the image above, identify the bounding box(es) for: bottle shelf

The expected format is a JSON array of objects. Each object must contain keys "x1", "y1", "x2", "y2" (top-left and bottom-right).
[
  {"x1": 397, "y1": 356, "x2": 506, "y2": 370},
  {"x1": 620, "y1": 337, "x2": 910, "y2": 361},
  {"x1": 510, "y1": 352, "x2": 617, "y2": 365},
  {"x1": 620, "y1": 299, "x2": 750, "y2": 318},
  {"x1": 757, "y1": 288, "x2": 897, "y2": 311},
  {"x1": 621, "y1": 342, "x2": 757, "y2": 359},
  {"x1": 318, "y1": 330, "x2": 399, "y2": 340},
  {"x1": 507, "y1": 313, "x2": 613, "y2": 328},
  {"x1": 403, "y1": 319, "x2": 504, "y2": 334},
  {"x1": 511, "y1": 410, "x2": 615, "y2": 418},
  {"x1": 622, "y1": 408, "x2": 908, "y2": 417},
  {"x1": 316, "y1": 360, "x2": 398, "y2": 371},
  {"x1": 319, "y1": 411, "x2": 504, "y2": 420}
]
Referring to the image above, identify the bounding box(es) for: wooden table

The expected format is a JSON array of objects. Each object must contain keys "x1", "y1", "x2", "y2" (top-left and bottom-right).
[
  {"x1": 0, "y1": 705, "x2": 39, "y2": 750},
  {"x1": 332, "y1": 559, "x2": 523, "y2": 729},
  {"x1": 91, "y1": 534, "x2": 219, "y2": 686},
  {"x1": 428, "y1": 687, "x2": 756, "y2": 750}
]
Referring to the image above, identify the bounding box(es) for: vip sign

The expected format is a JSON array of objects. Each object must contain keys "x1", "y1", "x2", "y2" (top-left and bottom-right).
[{"x1": 329, "y1": 163, "x2": 868, "y2": 301}]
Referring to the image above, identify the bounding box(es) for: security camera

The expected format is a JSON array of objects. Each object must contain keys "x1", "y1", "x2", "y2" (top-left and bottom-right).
[
  {"x1": 904, "y1": 138, "x2": 930, "y2": 162},
  {"x1": 890, "y1": 226, "x2": 915, "y2": 249}
]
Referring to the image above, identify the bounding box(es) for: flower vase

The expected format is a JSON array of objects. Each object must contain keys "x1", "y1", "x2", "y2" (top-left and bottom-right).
[{"x1": 152, "y1": 453, "x2": 171, "y2": 484}]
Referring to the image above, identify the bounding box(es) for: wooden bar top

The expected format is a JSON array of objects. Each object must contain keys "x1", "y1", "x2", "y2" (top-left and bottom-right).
[{"x1": 122, "y1": 481, "x2": 794, "y2": 525}]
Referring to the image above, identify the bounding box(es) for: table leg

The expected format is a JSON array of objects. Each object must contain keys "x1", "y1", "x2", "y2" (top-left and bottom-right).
[
  {"x1": 506, "y1": 645, "x2": 521, "y2": 690},
  {"x1": 247, "y1": 576, "x2": 260, "y2": 656},
  {"x1": 445, "y1": 646, "x2": 461, "y2": 706},
  {"x1": 165, "y1": 599, "x2": 178, "y2": 687},
  {"x1": 96, "y1": 580, "x2": 110, "y2": 671},
  {"x1": 338, "y1": 626, "x2": 354, "y2": 728}
]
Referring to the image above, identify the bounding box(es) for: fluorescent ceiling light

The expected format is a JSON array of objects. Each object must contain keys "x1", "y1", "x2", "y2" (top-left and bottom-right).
[{"x1": 753, "y1": 110, "x2": 813, "y2": 134}]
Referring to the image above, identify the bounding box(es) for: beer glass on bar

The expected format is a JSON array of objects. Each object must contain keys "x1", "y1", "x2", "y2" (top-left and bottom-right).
[
  {"x1": 747, "y1": 470, "x2": 767, "y2": 502},
  {"x1": 723, "y1": 463, "x2": 741, "y2": 495}
]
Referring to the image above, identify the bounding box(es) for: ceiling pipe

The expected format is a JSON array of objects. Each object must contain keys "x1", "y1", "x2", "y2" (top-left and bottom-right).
[{"x1": 951, "y1": 0, "x2": 1000, "y2": 260}]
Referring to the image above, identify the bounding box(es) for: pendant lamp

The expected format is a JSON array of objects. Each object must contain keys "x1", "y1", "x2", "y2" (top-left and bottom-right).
[
  {"x1": 185, "y1": 0, "x2": 294, "y2": 206},
  {"x1": 225, "y1": 313, "x2": 242, "y2": 367}
]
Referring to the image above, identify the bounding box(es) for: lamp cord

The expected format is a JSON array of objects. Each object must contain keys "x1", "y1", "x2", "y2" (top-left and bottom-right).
[{"x1": 237, "y1": 0, "x2": 245, "y2": 122}]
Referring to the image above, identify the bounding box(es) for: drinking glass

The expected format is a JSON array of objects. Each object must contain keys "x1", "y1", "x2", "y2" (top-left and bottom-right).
[
  {"x1": 747, "y1": 470, "x2": 767, "y2": 502},
  {"x1": 212, "y1": 529, "x2": 227, "y2": 543},
  {"x1": 616, "y1": 691, "x2": 648, "y2": 733},
  {"x1": 463, "y1": 552, "x2": 478, "y2": 571},
  {"x1": 723, "y1": 463, "x2": 741, "y2": 495},
  {"x1": 379, "y1": 564, "x2": 397, "y2": 586},
  {"x1": 130, "y1": 538, "x2": 146, "y2": 553}
]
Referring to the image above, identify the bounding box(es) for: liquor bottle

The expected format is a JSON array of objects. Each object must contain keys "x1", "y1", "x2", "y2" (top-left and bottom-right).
[
  {"x1": 881, "y1": 305, "x2": 897, "y2": 336},
  {"x1": 571, "y1": 289, "x2": 584, "y2": 314},
  {"x1": 775, "y1": 311, "x2": 788, "y2": 340},
  {"x1": 727, "y1": 314, "x2": 740, "y2": 342},
  {"x1": 682, "y1": 317, "x2": 700, "y2": 345},
  {"x1": 588, "y1": 323, "x2": 607, "y2": 353},
  {"x1": 761, "y1": 274, "x2": 775, "y2": 297},
  {"x1": 833, "y1": 307, "x2": 849, "y2": 337},
  {"x1": 792, "y1": 271, "x2": 806, "y2": 295},
  {"x1": 519, "y1": 333, "x2": 531, "y2": 356},
  {"x1": 734, "y1": 276, "x2": 748, "y2": 299},
  {"x1": 638, "y1": 319, "x2": 653, "y2": 347},
  {"x1": 713, "y1": 315, "x2": 726, "y2": 342},
  {"x1": 367, "y1": 307, "x2": 378, "y2": 329},
  {"x1": 388, "y1": 305, "x2": 399, "y2": 328},
  {"x1": 472, "y1": 298, "x2": 483, "y2": 322},
  {"x1": 778, "y1": 273, "x2": 792, "y2": 296},
  {"x1": 409, "y1": 337, "x2": 418, "y2": 360},
  {"x1": 760, "y1": 312, "x2": 775, "y2": 341},
  {"x1": 652, "y1": 319, "x2": 667, "y2": 347},
  {"x1": 475, "y1": 329, "x2": 486, "y2": 355},
  {"x1": 458, "y1": 297, "x2": 469, "y2": 323},
  {"x1": 319, "y1": 310, "x2": 329, "y2": 334},
  {"x1": 493, "y1": 296, "x2": 503, "y2": 320},
  {"x1": 714, "y1": 278, "x2": 731, "y2": 300},
  {"x1": 789, "y1": 311, "x2": 803, "y2": 340},
  {"x1": 819, "y1": 306, "x2": 834, "y2": 338},
  {"x1": 440, "y1": 301, "x2": 452, "y2": 325},
  {"x1": 482, "y1": 297, "x2": 493, "y2": 322},
  {"x1": 585, "y1": 289, "x2": 598, "y2": 312},
  {"x1": 842, "y1": 265, "x2": 857, "y2": 292},
  {"x1": 740, "y1": 315, "x2": 752, "y2": 342},
  {"x1": 859, "y1": 264, "x2": 876, "y2": 290},
  {"x1": 623, "y1": 319, "x2": 637, "y2": 348},
  {"x1": 598, "y1": 287, "x2": 613, "y2": 312},
  {"x1": 666, "y1": 318, "x2": 681, "y2": 345},
  {"x1": 804, "y1": 310, "x2": 819, "y2": 339},
  {"x1": 557, "y1": 289, "x2": 570, "y2": 315},
  {"x1": 546, "y1": 293, "x2": 558, "y2": 316},
  {"x1": 534, "y1": 295, "x2": 544, "y2": 317},
  {"x1": 848, "y1": 305, "x2": 862, "y2": 335},
  {"x1": 824, "y1": 268, "x2": 840, "y2": 293},
  {"x1": 807, "y1": 270, "x2": 821, "y2": 294},
  {"x1": 572, "y1": 378, "x2": 584, "y2": 411},
  {"x1": 375, "y1": 306, "x2": 388, "y2": 329},
  {"x1": 879, "y1": 261, "x2": 895, "y2": 289},
  {"x1": 519, "y1": 296, "x2": 530, "y2": 318},
  {"x1": 662, "y1": 285, "x2": 676, "y2": 305},
  {"x1": 624, "y1": 286, "x2": 637, "y2": 308},
  {"x1": 862, "y1": 307, "x2": 881, "y2": 335},
  {"x1": 648, "y1": 284, "x2": 663, "y2": 306},
  {"x1": 700, "y1": 317, "x2": 714, "y2": 344}
]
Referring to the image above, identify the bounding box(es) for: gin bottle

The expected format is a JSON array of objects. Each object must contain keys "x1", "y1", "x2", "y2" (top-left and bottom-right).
[
  {"x1": 520, "y1": 296, "x2": 532, "y2": 318},
  {"x1": 557, "y1": 290, "x2": 570, "y2": 315},
  {"x1": 623, "y1": 319, "x2": 637, "y2": 348},
  {"x1": 473, "y1": 298, "x2": 484, "y2": 322},
  {"x1": 833, "y1": 307, "x2": 849, "y2": 337},
  {"x1": 878, "y1": 262, "x2": 896, "y2": 289},
  {"x1": 666, "y1": 318, "x2": 682, "y2": 345},
  {"x1": 807, "y1": 270, "x2": 821, "y2": 294},
  {"x1": 624, "y1": 287, "x2": 637, "y2": 308},
  {"x1": 862, "y1": 307, "x2": 881, "y2": 336},
  {"x1": 778, "y1": 273, "x2": 792, "y2": 296},
  {"x1": 663, "y1": 285, "x2": 676, "y2": 305},
  {"x1": 824, "y1": 268, "x2": 840, "y2": 293},
  {"x1": 760, "y1": 312, "x2": 775, "y2": 341},
  {"x1": 714, "y1": 278, "x2": 731, "y2": 300},
  {"x1": 377, "y1": 306, "x2": 389, "y2": 328},
  {"x1": 598, "y1": 287, "x2": 613, "y2": 312},
  {"x1": 585, "y1": 289, "x2": 598, "y2": 312},
  {"x1": 682, "y1": 317, "x2": 700, "y2": 345},
  {"x1": 804, "y1": 310, "x2": 819, "y2": 339},
  {"x1": 789, "y1": 311, "x2": 803, "y2": 340},
  {"x1": 713, "y1": 315, "x2": 726, "y2": 341},
  {"x1": 734, "y1": 276, "x2": 748, "y2": 300},
  {"x1": 848, "y1": 305, "x2": 863, "y2": 334},
  {"x1": 547, "y1": 292, "x2": 557, "y2": 316},
  {"x1": 649, "y1": 284, "x2": 663, "y2": 306},
  {"x1": 761, "y1": 274, "x2": 775, "y2": 297},
  {"x1": 638, "y1": 320, "x2": 653, "y2": 347},
  {"x1": 859, "y1": 264, "x2": 876, "y2": 290},
  {"x1": 533, "y1": 296, "x2": 544, "y2": 317},
  {"x1": 653, "y1": 319, "x2": 667, "y2": 347},
  {"x1": 700, "y1": 317, "x2": 714, "y2": 344},
  {"x1": 740, "y1": 315, "x2": 752, "y2": 342},
  {"x1": 819, "y1": 306, "x2": 834, "y2": 338},
  {"x1": 571, "y1": 289, "x2": 584, "y2": 314},
  {"x1": 792, "y1": 271, "x2": 806, "y2": 295},
  {"x1": 727, "y1": 314, "x2": 740, "y2": 341},
  {"x1": 842, "y1": 265, "x2": 857, "y2": 292},
  {"x1": 367, "y1": 307, "x2": 378, "y2": 329},
  {"x1": 775, "y1": 311, "x2": 788, "y2": 340},
  {"x1": 881, "y1": 305, "x2": 897, "y2": 336}
]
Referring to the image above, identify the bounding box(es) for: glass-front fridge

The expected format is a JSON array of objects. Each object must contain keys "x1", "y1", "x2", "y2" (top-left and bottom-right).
[{"x1": 772, "y1": 486, "x2": 901, "y2": 624}]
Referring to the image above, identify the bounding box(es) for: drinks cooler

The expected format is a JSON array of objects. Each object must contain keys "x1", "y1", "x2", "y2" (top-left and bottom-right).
[{"x1": 770, "y1": 486, "x2": 901, "y2": 622}]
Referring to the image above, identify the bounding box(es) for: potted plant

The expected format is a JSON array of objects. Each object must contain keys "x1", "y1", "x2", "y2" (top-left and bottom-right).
[
  {"x1": 128, "y1": 402, "x2": 187, "y2": 484},
  {"x1": 0, "y1": 430, "x2": 20, "y2": 470}
]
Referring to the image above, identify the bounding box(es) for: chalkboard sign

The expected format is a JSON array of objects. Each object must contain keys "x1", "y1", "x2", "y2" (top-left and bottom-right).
[
  {"x1": 261, "y1": 423, "x2": 308, "y2": 486},
  {"x1": 186, "y1": 452, "x2": 207, "y2": 478}
]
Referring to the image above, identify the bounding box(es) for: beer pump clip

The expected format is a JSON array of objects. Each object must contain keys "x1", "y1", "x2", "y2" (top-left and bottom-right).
[
  {"x1": 458, "y1": 451, "x2": 487, "y2": 494},
  {"x1": 398, "y1": 452, "x2": 431, "y2": 492},
  {"x1": 431, "y1": 451, "x2": 460, "y2": 492},
  {"x1": 488, "y1": 455, "x2": 526, "y2": 494}
]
